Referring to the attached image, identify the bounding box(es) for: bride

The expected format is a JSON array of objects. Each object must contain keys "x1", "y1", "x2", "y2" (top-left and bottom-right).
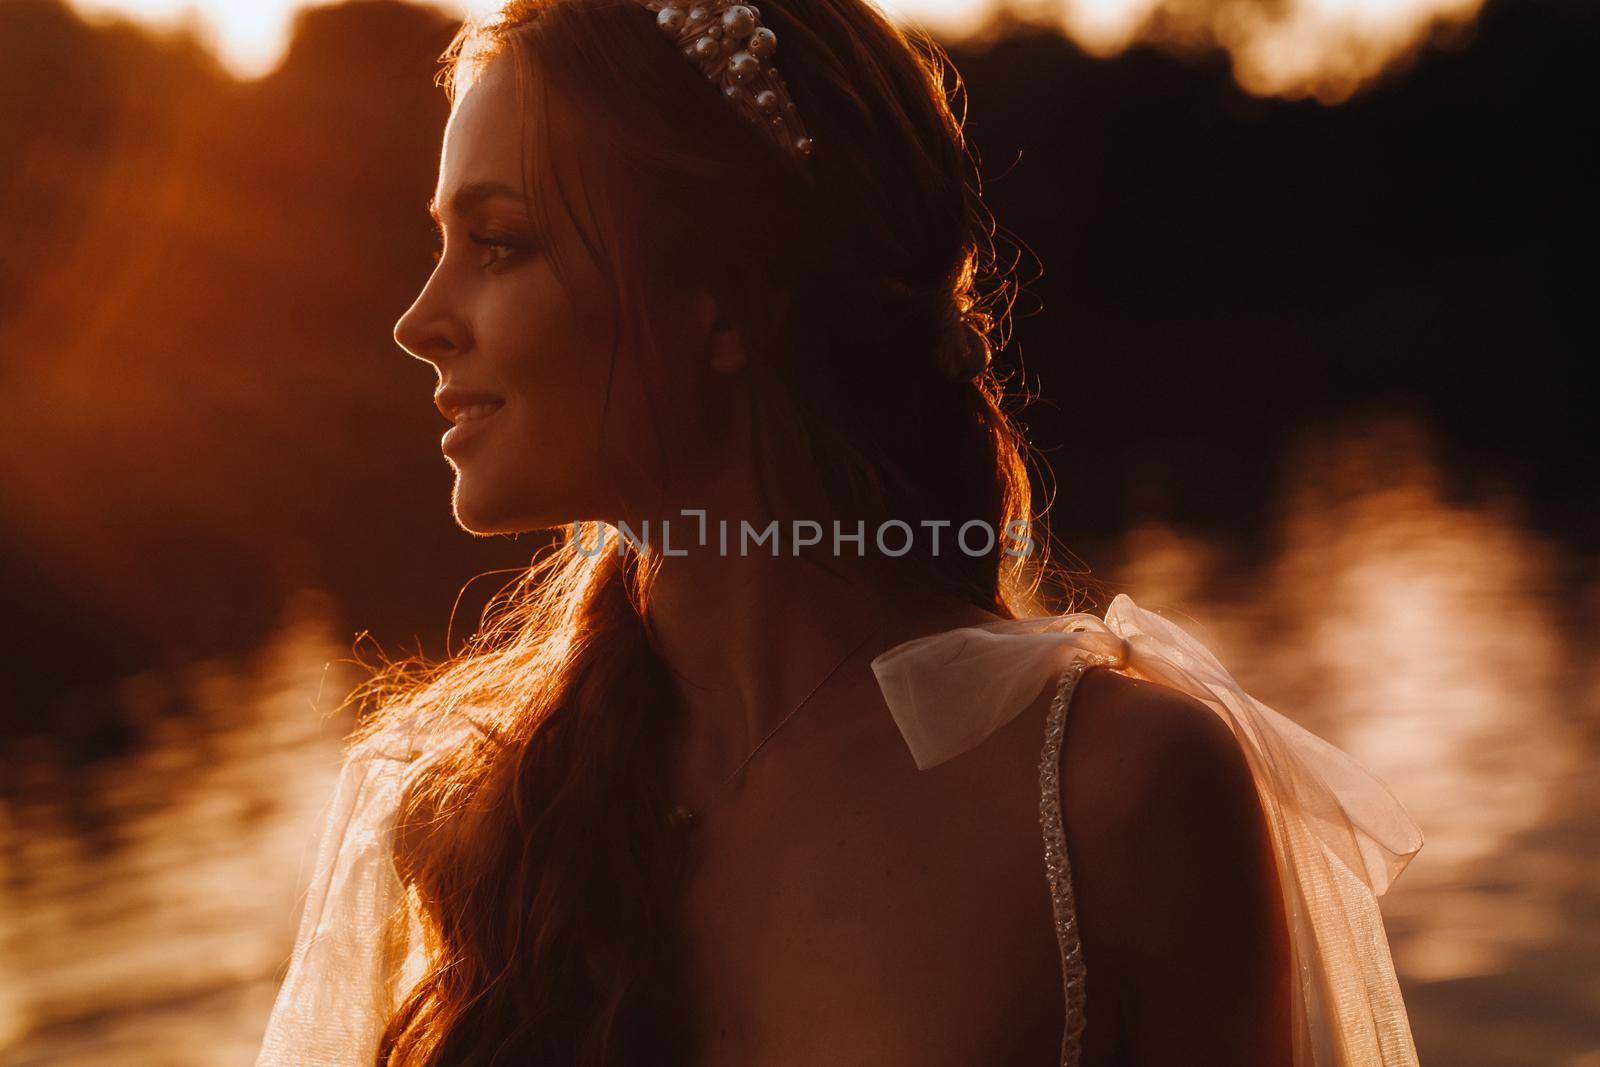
[{"x1": 256, "y1": 0, "x2": 1423, "y2": 1062}]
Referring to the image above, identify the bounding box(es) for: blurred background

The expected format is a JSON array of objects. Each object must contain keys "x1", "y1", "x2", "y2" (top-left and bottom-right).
[{"x1": 0, "y1": 0, "x2": 1594, "y2": 1062}]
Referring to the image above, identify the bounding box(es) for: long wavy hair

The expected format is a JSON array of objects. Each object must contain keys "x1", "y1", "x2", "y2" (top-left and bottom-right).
[{"x1": 353, "y1": 0, "x2": 1070, "y2": 1061}]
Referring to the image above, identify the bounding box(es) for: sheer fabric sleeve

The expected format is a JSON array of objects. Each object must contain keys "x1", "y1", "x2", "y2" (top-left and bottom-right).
[
  {"x1": 871, "y1": 594, "x2": 1424, "y2": 1067},
  {"x1": 255, "y1": 726, "x2": 444, "y2": 1067},
  {"x1": 1101, "y1": 596, "x2": 1421, "y2": 1065}
]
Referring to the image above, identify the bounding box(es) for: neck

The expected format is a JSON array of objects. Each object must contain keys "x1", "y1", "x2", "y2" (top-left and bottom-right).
[
  {"x1": 644, "y1": 543, "x2": 1004, "y2": 810},
  {"x1": 647, "y1": 546, "x2": 888, "y2": 759},
  {"x1": 622, "y1": 403, "x2": 1004, "y2": 808}
]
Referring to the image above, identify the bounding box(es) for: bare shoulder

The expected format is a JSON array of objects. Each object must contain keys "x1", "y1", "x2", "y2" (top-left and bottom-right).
[
  {"x1": 1060, "y1": 666, "x2": 1263, "y2": 848},
  {"x1": 1056, "y1": 666, "x2": 1294, "y2": 1060},
  {"x1": 1057, "y1": 665, "x2": 1278, "y2": 933}
]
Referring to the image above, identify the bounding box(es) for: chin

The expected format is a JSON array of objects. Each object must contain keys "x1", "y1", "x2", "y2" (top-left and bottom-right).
[
  {"x1": 451, "y1": 480, "x2": 575, "y2": 538},
  {"x1": 451, "y1": 486, "x2": 524, "y2": 536},
  {"x1": 453, "y1": 510, "x2": 522, "y2": 537}
]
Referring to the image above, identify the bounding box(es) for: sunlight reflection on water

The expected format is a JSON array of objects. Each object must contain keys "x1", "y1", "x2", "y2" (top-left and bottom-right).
[
  {"x1": 1113, "y1": 415, "x2": 1600, "y2": 1065},
  {"x1": 0, "y1": 591, "x2": 357, "y2": 1066},
  {"x1": 1, "y1": 415, "x2": 1596, "y2": 1065}
]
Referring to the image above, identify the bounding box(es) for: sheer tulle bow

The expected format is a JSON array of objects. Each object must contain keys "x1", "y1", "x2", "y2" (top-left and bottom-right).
[{"x1": 869, "y1": 593, "x2": 1424, "y2": 1067}]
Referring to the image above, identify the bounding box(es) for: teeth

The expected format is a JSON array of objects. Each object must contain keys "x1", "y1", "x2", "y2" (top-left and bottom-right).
[{"x1": 454, "y1": 401, "x2": 502, "y2": 423}]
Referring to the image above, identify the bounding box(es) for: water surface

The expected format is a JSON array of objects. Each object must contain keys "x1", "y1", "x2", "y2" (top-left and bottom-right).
[{"x1": 2, "y1": 416, "x2": 1595, "y2": 1066}]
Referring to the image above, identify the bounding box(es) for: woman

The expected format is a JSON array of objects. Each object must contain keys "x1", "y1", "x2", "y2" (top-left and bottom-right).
[{"x1": 256, "y1": 0, "x2": 1423, "y2": 1063}]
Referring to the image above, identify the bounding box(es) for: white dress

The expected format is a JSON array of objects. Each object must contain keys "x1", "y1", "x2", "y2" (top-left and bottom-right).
[{"x1": 256, "y1": 593, "x2": 1423, "y2": 1066}]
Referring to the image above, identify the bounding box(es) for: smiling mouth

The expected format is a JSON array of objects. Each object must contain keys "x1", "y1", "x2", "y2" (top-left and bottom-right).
[
  {"x1": 440, "y1": 398, "x2": 505, "y2": 453},
  {"x1": 435, "y1": 384, "x2": 507, "y2": 424},
  {"x1": 450, "y1": 400, "x2": 504, "y2": 424}
]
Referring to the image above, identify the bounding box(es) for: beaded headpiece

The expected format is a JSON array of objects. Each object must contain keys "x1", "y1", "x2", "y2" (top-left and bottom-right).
[{"x1": 634, "y1": 0, "x2": 815, "y2": 164}]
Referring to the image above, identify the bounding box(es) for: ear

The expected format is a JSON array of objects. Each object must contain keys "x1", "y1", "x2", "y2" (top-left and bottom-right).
[{"x1": 687, "y1": 290, "x2": 748, "y2": 374}]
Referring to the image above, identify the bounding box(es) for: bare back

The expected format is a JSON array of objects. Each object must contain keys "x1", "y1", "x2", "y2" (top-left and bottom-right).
[{"x1": 670, "y1": 656, "x2": 1290, "y2": 1066}]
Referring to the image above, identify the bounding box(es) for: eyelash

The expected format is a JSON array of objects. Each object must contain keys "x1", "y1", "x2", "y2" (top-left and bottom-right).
[{"x1": 430, "y1": 232, "x2": 529, "y2": 268}]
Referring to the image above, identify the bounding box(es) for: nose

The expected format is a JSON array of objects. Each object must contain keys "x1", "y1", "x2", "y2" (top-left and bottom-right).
[{"x1": 393, "y1": 276, "x2": 468, "y2": 368}]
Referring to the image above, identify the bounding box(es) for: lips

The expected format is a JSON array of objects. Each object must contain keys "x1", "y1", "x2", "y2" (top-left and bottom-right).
[{"x1": 434, "y1": 386, "x2": 506, "y2": 424}]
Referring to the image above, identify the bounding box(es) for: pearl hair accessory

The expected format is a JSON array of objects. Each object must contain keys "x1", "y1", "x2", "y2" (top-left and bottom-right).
[{"x1": 634, "y1": 0, "x2": 816, "y2": 164}]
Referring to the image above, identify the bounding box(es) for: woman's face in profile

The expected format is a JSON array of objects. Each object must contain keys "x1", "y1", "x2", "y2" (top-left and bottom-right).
[{"x1": 392, "y1": 52, "x2": 724, "y2": 535}]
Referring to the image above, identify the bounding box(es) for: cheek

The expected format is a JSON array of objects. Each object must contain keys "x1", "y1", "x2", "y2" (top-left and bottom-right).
[
  {"x1": 475, "y1": 273, "x2": 672, "y2": 499},
  {"x1": 490, "y1": 273, "x2": 576, "y2": 366},
  {"x1": 483, "y1": 276, "x2": 608, "y2": 438}
]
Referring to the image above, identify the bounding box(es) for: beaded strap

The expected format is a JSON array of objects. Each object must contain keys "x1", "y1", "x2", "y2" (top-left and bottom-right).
[{"x1": 1038, "y1": 656, "x2": 1110, "y2": 1067}]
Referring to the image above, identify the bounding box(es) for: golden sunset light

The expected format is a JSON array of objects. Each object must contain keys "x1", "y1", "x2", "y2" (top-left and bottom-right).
[
  {"x1": 69, "y1": 0, "x2": 1486, "y2": 97},
  {"x1": 3, "y1": 0, "x2": 1591, "y2": 1060}
]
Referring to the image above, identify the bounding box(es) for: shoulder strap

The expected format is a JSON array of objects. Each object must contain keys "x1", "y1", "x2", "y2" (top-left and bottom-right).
[{"x1": 1038, "y1": 658, "x2": 1101, "y2": 1067}]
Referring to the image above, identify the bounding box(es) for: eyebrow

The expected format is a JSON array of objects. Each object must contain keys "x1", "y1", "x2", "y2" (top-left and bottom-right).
[{"x1": 426, "y1": 180, "x2": 528, "y2": 225}]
